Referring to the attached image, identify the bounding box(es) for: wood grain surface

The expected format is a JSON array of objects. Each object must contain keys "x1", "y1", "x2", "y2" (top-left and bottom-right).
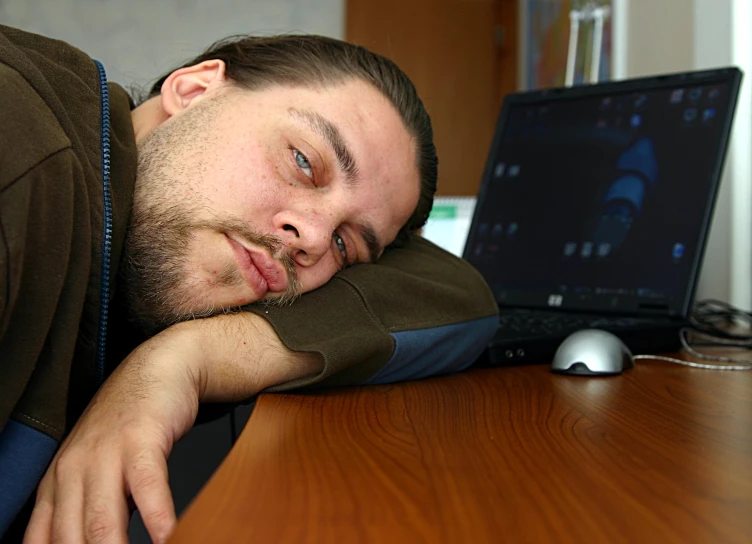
[{"x1": 169, "y1": 362, "x2": 752, "y2": 543}]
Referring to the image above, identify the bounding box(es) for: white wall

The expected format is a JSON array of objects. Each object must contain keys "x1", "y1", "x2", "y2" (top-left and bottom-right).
[
  {"x1": 0, "y1": 0, "x2": 345, "y2": 89},
  {"x1": 691, "y1": 0, "x2": 733, "y2": 306},
  {"x1": 692, "y1": 0, "x2": 751, "y2": 310},
  {"x1": 622, "y1": 0, "x2": 696, "y2": 77}
]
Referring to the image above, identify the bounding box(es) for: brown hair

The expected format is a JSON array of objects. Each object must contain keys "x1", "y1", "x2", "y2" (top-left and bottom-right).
[{"x1": 148, "y1": 34, "x2": 437, "y2": 238}]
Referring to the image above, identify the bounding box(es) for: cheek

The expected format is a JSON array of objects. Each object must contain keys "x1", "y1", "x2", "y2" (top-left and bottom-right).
[
  {"x1": 203, "y1": 159, "x2": 288, "y2": 220},
  {"x1": 296, "y1": 257, "x2": 340, "y2": 293}
]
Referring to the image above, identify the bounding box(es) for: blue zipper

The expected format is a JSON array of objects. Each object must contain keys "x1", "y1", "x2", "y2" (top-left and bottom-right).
[{"x1": 93, "y1": 60, "x2": 112, "y2": 386}]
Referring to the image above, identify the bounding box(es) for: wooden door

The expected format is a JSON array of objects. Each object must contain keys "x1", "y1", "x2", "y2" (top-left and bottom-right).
[{"x1": 346, "y1": 0, "x2": 518, "y2": 196}]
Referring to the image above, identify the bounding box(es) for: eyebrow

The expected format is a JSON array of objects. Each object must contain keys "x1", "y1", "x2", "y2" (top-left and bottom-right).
[
  {"x1": 359, "y1": 222, "x2": 382, "y2": 263},
  {"x1": 289, "y1": 107, "x2": 360, "y2": 185},
  {"x1": 289, "y1": 107, "x2": 382, "y2": 262}
]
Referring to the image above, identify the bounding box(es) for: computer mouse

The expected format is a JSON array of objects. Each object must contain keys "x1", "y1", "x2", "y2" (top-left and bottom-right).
[{"x1": 551, "y1": 329, "x2": 634, "y2": 376}]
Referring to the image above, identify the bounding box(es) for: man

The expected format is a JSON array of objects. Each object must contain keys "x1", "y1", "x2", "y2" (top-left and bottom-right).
[{"x1": 0, "y1": 26, "x2": 498, "y2": 542}]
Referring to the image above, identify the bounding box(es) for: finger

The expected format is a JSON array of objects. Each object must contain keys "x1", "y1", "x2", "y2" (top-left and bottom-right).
[
  {"x1": 126, "y1": 448, "x2": 176, "y2": 544},
  {"x1": 23, "y1": 476, "x2": 55, "y2": 544},
  {"x1": 49, "y1": 455, "x2": 86, "y2": 544},
  {"x1": 82, "y1": 465, "x2": 131, "y2": 544}
]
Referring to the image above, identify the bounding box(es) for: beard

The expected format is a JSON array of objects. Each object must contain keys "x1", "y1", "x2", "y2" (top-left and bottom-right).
[{"x1": 121, "y1": 97, "x2": 301, "y2": 334}]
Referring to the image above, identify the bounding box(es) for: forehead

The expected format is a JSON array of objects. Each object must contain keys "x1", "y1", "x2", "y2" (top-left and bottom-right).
[
  {"x1": 281, "y1": 79, "x2": 416, "y2": 162},
  {"x1": 233, "y1": 79, "x2": 416, "y2": 159}
]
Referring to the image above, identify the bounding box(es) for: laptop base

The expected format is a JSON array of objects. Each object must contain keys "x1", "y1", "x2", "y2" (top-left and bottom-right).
[{"x1": 478, "y1": 317, "x2": 685, "y2": 366}]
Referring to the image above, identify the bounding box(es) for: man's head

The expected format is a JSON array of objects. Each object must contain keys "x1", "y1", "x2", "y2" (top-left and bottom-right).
[{"x1": 123, "y1": 34, "x2": 437, "y2": 332}]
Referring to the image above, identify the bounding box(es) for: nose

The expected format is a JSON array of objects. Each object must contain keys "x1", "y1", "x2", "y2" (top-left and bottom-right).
[{"x1": 273, "y1": 210, "x2": 334, "y2": 266}]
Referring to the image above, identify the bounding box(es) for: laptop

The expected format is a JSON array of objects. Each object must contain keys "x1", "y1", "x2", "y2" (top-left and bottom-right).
[{"x1": 463, "y1": 67, "x2": 742, "y2": 366}]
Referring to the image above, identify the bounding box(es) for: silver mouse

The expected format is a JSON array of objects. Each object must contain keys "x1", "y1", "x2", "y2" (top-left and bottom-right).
[{"x1": 551, "y1": 329, "x2": 634, "y2": 376}]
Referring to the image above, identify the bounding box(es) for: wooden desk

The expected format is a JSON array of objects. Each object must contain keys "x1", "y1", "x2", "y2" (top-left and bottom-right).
[{"x1": 169, "y1": 360, "x2": 752, "y2": 543}]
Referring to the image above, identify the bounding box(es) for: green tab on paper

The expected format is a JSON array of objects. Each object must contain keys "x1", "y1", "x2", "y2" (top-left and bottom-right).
[{"x1": 429, "y1": 205, "x2": 457, "y2": 219}]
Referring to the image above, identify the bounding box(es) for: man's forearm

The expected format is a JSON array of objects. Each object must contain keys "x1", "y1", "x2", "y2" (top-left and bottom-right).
[
  {"x1": 167, "y1": 311, "x2": 324, "y2": 403},
  {"x1": 25, "y1": 311, "x2": 323, "y2": 544}
]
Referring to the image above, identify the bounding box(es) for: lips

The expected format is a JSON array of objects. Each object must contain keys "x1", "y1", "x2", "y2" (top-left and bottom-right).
[{"x1": 227, "y1": 235, "x2": 288, "y2": 294}]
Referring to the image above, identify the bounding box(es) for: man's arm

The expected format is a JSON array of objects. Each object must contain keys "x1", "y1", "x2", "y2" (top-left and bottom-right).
[
  {"x1": 247, "y1": 234, "x2": 499, "y2": 390},
  {"x1": 25, "y1": 313, "x2": 322, "y2": 544},
  {"x1": 26, "y1": 235, "x2": 498, "y2": 543}
]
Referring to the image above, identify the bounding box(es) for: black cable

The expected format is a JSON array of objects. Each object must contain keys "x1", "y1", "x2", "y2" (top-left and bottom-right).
[
  {"x1": 633, "y1": 299, "x2": 752, "y2": 370},
  {"x1": 651, "y1": 298, "x2": 752, "y2": 369},
  {"x1": 687, "y1": 341, "x2": 752, "y2": 348},
  {"x1": 689, "y1": 298, "x2": 752, "y2": 342}
]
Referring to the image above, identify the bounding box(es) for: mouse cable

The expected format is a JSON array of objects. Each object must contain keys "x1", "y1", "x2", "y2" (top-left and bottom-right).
[{"x1": 633, "y1": 328, "x2": 752, "y2": 370}]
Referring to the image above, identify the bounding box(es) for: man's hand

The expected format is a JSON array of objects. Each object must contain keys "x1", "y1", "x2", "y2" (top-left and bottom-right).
[{"x1": 23, "y1": 312, "x2": 323, "y2": 544}]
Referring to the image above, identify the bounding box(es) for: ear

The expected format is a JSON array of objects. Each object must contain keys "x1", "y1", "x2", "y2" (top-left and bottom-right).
[{"x1": 160, "y1": 59, "x2": 227, "y2": 117}]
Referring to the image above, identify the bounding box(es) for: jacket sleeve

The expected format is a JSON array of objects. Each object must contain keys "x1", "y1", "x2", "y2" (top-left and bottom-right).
[{"x1": 246, "y1": 235, "x2": 499, "y2": 391}]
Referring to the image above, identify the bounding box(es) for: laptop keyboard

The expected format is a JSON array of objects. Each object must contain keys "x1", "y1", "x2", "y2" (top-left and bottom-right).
[{"x1": 494, "y1": 311, "x2": 653, "y2": 340}]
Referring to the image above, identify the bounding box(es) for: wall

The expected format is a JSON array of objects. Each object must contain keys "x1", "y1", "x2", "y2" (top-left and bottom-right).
[
  {"x1": 688, "y1": 0, "x2": 751, "y2": 310},
  {"x1": 622, "y1": 0, "x2": 695, "y2": 77},
  {"x1": 691, "y1": 0, "x2": 733, "y2": 306},
  {"x1": 693, "y1": 0, "x2": 752, "y2": 311},
  {"x1": 0, "y1": 0, "x2": 344, "y2": 89}
]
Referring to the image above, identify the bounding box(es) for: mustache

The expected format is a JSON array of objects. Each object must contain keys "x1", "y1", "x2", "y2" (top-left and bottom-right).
[{"x1": 192, "y1": 218, "x2": 302, "y2": 306}]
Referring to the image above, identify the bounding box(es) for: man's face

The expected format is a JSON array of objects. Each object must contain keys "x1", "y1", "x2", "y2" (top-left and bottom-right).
[{"x1": 123, "y1": 78, "x2": 420, "y2": 330}]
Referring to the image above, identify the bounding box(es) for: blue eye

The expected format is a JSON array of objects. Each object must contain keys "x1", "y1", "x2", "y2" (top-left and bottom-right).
[
  {"x1": 293, "y1": 149, "x2": 313, "y2": 179},
  {"x1": 333, "y1": 232, "x2": 348, "y2": 263}
]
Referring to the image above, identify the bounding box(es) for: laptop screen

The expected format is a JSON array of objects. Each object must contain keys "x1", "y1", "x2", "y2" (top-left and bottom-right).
[{"x1": 464, "y1": 68, "x2": 741, "y2": 317}]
